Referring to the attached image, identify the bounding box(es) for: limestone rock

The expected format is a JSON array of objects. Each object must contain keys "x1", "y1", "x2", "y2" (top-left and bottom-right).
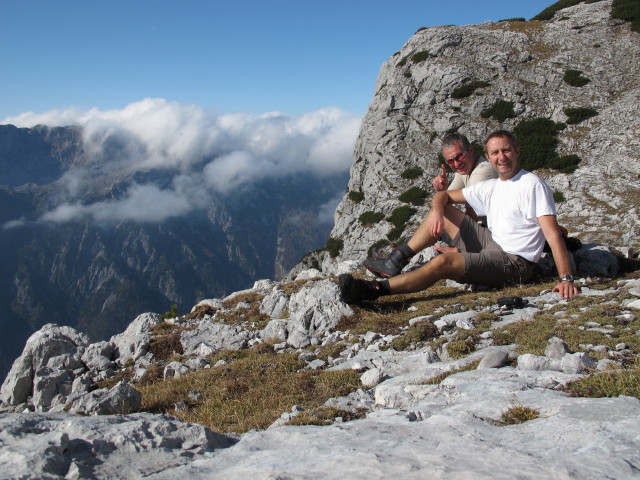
[
  {"x1": 285, "y1": 279, "x2": 353, "y2": 345},
  {"x1": 180, "y1": 321, "x2": 254, "y2": 356},
  {"x1": 0, "y1": 324, "x2": 89, "y2": 406},
  {"x1": 0, "y1": 412, "x2": 236, "y2": 478},
  {"x1": 545, "y1": 337, "x2": 571, "y2": 359},
  {"x1": 574, "y1": 244, "x2": 619, "y2": 277},
  {"x1": 68, "y1": 380, "x2": 141, "y2": 415},
  {"x1": 477, "y1": 351, "x2": 509, "y2": 369},
  {"x1": 110, "y1": 312, "x2": 164, "y2": 364}
]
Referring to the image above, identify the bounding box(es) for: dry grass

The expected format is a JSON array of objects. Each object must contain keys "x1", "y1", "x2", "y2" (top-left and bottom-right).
[
  {"x1": 422, "y1": 360, "x2": 481, "y2": 385},
  {"x1": 137, "y1": 349, "x2": 361, "y2": 434},
  {"x1": 286, "y1": 406, "x2": 368, "y2": 426},
  {"x1": 499, "y1": 405, "x2": 540, "y2": 425},
  {"x1": 129, "y1": 269, "x2": 640, "y2": 434},
  {"x1": 492, "y1": 278, "x2": 640, "y2": 357},
  {"x1": 563, "y1": 364, "x2": 640, "y2": 398}
]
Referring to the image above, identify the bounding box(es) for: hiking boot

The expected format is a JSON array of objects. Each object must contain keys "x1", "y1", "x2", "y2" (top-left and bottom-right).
[
  {"x1": 339, "y1": 274, "x2": 385, "y2": 303},
  {"x1": 364, "y1": 244, "x2": 415, "y2": 278}
]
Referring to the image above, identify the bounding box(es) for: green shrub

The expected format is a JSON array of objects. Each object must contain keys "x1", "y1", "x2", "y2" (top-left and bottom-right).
[
  {"x1": 564, "y1": 106, "x2": 598, "y2": 124},
  {"x1": 481, "y1": 100, "x2": 517, "y2": 122},
  {"x1": 513, "y1": 118, "x2": 565, "y2": 170},
  {"x1": 401, "y1": 166, "x2": 423, "y2": 180},
  {"x1": 563, "y1": 69, "x2": 591, "y2": 87},
  {"x1": 325, "y1": 237, "x2": 343, "y2": 258},
  {"x1": 451, "y1": 79, "x2": 491, "y2": 99},
  {"x1": 498, "y1": 17, "x2": 526, "y2": 22},
  {"x1": 398, "y1": 186, "x2": 427, "y2": 206},
  {"x1": 388, "y1": 205, "x2": 416, "y2": 228},
  {"x1": 411, "y1": 50, "x2": 430, "y2": 63},
  {"x1": 471, "y1": 142, "x2": 484, "y2": 158},
  {"x1": 386, "y1": 205, "x2": 416, "y2": 241},
  {"x1": 612, "y1": 0, "x2": 640, "y2": 33},
  {"x1": 387, "y1": 227, "x2": 404, "y2": 242},
  {"x1": 532, "y1": 0, "x2": 602, "y2": 21},
  {"x1": 359, "y1": 211, "x2": 385, "y2": 226},
  {"x1": 348, "y1": 190, "x2": 365, "y2": 203},
  {"x1": 547, "y1": 154, "x2": 582, "y2": 173},
  {"x1": 164, "y1": 304, "x2": 179, "y2": 319},
  {"x1": 553, "y1": 191, "x2": 566, "y2": 203},
  {"x1": 404, "y1": 71, "x2": 412, "y2": 78},
  {"x1": 397, "y1": 55, "x2": 409, "y2": 67},
  {"x1": 368, "y1": 239, "x2": 390, "y2": 258}
]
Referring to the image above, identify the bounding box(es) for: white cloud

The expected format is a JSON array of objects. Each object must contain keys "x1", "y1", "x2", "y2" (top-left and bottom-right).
[
  {"x1": 41, "y1": 184, "x2": 193, "y2": 224},
  {"x1": 2, "y1": 99, "x2": 361, "y2": 224},
  {"x1": 317, "y1": 192, "x2": 343, "y2": 225}
]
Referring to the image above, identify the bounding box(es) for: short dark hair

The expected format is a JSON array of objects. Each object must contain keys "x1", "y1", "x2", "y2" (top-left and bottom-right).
[
  {"x1": 441, "y1": 132, "x2": 471, "y2": 151},
  {"x1": 483, "y1": 130, "x2": 519, "y2": 153}
]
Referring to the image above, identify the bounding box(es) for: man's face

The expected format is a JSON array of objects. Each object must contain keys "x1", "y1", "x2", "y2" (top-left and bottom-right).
[
  {"x1": 442, "y1": 143, "x2": 474, "y2": 175},
  {"x1": 485, "y1": 135, "x2": 521, "y2": 180}
]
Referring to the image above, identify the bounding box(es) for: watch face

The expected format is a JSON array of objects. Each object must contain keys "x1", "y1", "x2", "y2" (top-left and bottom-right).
[{"x1": 561, "y1": 275, "x2": 574, "y2": 282}]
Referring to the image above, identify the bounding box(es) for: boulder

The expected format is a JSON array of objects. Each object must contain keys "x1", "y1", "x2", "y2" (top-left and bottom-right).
[
  {"x1": 164, "y1": 361, "x2": 190, "y2": 380},
  {"x1": 259, "y1": 287, "x2": 289, "y2": 318},
  {"x1": 181, "y1": 321, "x2": 254, "y2": 356},
  {"x1": 0, "y1": 324, "x2": 89, "y2": 406},
  {"x1": 110, "y1": 312, "x2": 164, "y2": 364},
  {"x1": 68, "y1": 380, "x2": 141, "y2": 415},
  {"x1": 477, "y1": 351, "x2": 509, "y2": 369},
  {"x1": 545, "y1": 337, "x2": 571, "y2": 359},
  {"x1": 81, "y1": 341, "x2": 117, "y2": 373},
  {"x1": 574, "y1": 244, "x2": 619, "y2": 277}
]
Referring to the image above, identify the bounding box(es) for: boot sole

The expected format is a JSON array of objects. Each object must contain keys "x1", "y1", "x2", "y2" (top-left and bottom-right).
[{"x1": 363, "y1": 261, "x2": 395, "y2": 278}]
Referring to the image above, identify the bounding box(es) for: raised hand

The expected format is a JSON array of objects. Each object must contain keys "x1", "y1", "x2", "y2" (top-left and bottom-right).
[{"x1": 431, "y1": 164, "x2": 448, "y2": 192}]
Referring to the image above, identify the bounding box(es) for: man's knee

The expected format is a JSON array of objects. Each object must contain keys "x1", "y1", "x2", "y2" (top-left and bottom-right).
[{"x1": 427, "y1": 252, "x2": 465, "y2": 276}]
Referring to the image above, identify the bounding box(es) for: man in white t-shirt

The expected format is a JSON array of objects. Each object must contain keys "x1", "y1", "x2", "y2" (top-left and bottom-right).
[
  {"x1": 364, "y1": 132, "x2": 496, "y2": 277},
  {"x1": 341, "y1": 130, "x2": 579, "y2": 303}
]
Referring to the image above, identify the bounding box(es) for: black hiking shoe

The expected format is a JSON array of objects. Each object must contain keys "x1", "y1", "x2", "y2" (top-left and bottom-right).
[
  {"x1": 364, "y1": 245, "x2": 413, "y2": 278},
  {"x1": 339, "y1": 274, "x2": 384, "y2": 304}
]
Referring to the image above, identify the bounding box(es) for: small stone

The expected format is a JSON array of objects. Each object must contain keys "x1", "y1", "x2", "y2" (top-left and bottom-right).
[{"x1": 478, "y1": 351, "x2": 509, "y2": 369}]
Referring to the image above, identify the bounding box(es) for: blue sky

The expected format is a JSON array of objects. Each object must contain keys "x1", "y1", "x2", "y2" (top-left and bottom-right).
[{"x1": 1, "y1": 0, "x2": 555, "y2": 120}]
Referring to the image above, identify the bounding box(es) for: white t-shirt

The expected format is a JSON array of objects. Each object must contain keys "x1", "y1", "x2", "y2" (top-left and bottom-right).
[
  {"x1": 448, "y1": 156, "x2": 497, "y2": 190},
  {"x1": 462, "y1": 169, "x2": 556, "y2": 262}
]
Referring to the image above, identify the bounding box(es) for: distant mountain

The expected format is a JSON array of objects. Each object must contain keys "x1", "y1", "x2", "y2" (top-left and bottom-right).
[{"x1": 0, "y1": 123, "x2": 347, "y2": 378}]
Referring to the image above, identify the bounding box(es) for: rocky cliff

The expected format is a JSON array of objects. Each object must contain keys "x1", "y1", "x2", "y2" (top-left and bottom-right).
[{"x1": 302, "y1": 0, "x2": 639, "y2": 274}]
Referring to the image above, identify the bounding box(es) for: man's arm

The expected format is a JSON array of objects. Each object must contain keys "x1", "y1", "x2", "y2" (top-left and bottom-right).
[
  {"x1": 429, "y1": 189, "x2": 466, "y2": 238},
  {"x1": 538, "y1": 215, "x2": 579, "y2": 299}
]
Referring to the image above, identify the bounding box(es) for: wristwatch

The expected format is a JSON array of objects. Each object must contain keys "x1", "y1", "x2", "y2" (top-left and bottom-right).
[{"x1": 560, "y1": 274, "x2": 574, "y2": 282}]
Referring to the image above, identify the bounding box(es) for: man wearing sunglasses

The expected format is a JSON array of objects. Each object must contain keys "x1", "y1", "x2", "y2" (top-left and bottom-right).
[
  {"x1": 432, "y1": 132, "x2": 497, "y2": 224},
  {"x1": 347, "y1": 129, "x2": 579, "y2": 303},
  {"x1": 364, "y1": 132, "x2": 497, "y2": 278}
]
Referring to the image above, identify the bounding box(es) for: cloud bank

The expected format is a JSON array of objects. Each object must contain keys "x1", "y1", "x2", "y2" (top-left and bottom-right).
[{"x1": 3, "y1": 99, "x2": 360, "y2": 225}]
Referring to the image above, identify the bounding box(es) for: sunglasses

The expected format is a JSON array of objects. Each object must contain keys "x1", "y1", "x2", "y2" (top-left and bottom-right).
[{"x1": 445, "y1": 151, "x2": 465, "y2": 165}]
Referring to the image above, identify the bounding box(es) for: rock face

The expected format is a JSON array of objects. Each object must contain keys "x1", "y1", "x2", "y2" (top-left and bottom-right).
[
  {"x1": 0, "y1": 413, "x2": 236, "y2": 479},
  {"x1": 304, "y1": 0, "x2": 640, "y2": 273}
]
